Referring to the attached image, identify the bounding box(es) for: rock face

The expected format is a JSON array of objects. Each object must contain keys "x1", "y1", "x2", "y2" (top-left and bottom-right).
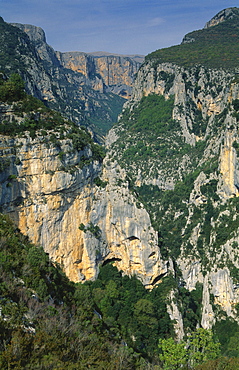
[
  {"x1": 107, "y1": 26, "x2": 239, "y2": 329},
  {"x1": 0, "y1": 106, "x2": 165, "y2": 286},
  {"x1": 204, "y1": 7, "x2": 238, "y2": 29},
  {"x1": 0, "y1": 20, "x2": 143, "y2": 140},
  {"x1": 12, "y1": 23, "x2": 143, "y2": 99},
  {"x1": 56, "y1": 51, "x2": 142, "y2": 99}
]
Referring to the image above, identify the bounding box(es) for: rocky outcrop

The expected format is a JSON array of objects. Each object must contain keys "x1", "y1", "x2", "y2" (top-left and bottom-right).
[
  {"x1": 0, "y1": 121, "x2": 166, "y2": 286},
  {"x1": 127, "y1": 62, "x2": 233, "y2": 144},
  {"x1": 219, "y1": 130, "x2": 239, "y2": 198},
  {"x1": 177, "y1": 257, "x2": 239, "y2": 328},
  {"x1": 110, "y1": 62, "x2": 239, "y2": 195},
  {"x1": 167, "y1": 290, "x2": 185, "y2": 340},
  {"x1": 204, "y1": 7, "x2": 239, "y2": 29},
  {"x1": 11, "y1": 23, "x2": 61, "y2": 70},
  {"x1": 56, "y1": 51, "x2": 142, "y2": 99},
  {"x1": 107, "y1": 37, "x2": 239, "y2": 328},
  {"x1": 11, "y1": 23, "x2": 142, "y2": 98}
]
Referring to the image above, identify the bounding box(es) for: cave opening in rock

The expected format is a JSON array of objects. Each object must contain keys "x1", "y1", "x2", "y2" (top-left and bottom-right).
[
  {"x1": 102, "y1": 257, "x2": 122, "y2": 266},
  {"x1": 151, "y1": 272, "x2": 167, "y2": 286}
]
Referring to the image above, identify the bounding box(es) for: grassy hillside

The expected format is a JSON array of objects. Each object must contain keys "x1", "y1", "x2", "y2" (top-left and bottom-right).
[{"x1": 146, "y1": 8, "x2": 239, "y2": 69}]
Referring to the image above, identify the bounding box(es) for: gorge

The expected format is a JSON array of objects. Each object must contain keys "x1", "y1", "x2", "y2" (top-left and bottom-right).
[{"x1": 1, "y1": 7, "x2": 239, "y2": 368}]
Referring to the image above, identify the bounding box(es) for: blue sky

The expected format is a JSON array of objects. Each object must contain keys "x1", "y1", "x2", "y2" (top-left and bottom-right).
[{"x1": 0, "y1": 0, "x2": 238, "y2": 55}]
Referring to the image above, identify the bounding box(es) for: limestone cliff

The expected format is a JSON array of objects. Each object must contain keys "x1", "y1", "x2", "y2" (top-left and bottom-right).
[
  {"x1": 56, "y1": 51, "x2": 142, "y2": 99},
  {"x1": 12, "y1": 23, "x2": 143, "y2": 100},
  {"x1": 0, "y1": 103, "x2": 166, "y2": 286},
  {"x1": 107, "y1": 12, "x2": 239, "y2": 329}
]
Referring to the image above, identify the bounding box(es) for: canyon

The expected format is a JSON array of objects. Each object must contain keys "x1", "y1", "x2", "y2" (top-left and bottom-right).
[{"x1": 1, "y1": 8, "x2": 239, "y2": 338}]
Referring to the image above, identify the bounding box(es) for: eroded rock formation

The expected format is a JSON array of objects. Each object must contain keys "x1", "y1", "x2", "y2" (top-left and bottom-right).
[{"x1": 0, "y1": 124, "x2": 166, "y2": 286}]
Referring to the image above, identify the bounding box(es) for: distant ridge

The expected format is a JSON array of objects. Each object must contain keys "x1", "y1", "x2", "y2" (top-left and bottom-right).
[
  {"x1": 146, "y1": 7, "x2": 239, "y2": 70},
  {"x1": 88, "y1": 51, "x2": 144, "y2": 63}
]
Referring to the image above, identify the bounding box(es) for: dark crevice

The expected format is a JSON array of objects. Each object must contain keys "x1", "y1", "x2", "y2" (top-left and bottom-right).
[
  {"x1": 102, "y1": 257, "x2": 122, "y2": 266},
  {"x1": 127, "y1": 236, "x2": 139, "y2": 241},
  {"x1": 74, "y1": 259, "x2": 82, "y2": 264},
  {"x1": 151, "y1": 272, "x2": 167, "y2": 286},
  {"x1": 148, "y1": 251, "x2": 156, "y2": 258}
]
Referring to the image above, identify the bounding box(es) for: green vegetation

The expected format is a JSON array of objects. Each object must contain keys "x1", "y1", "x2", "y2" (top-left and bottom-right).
[
  {"x1": 87, "y1": 92, "x2": 126, "y2": 137},
  {"x1": 121, "y1": 93, "x2": 178, "y2": 135},
  {"x1": 93, "y1": 176, "x2": 108, "y2": 188},
  {"x1": 111, "y1": 92, "x2": 210, "y2": 187},
  {"x1": 0, "y1": 18, "x2": 35, "y2": 75},
  {"x1": 0, "y1": 74, "x2": 105, "y2": 164},
  {"x1": 110, "y1": 91, "x2": 224, "y2": 264},
  {"x1": 0, "y1": 73, "x2": 25, "y2": 102},
  {"x1": 146, "y1": 8, "x2": 239, "y2": 70},
  {"x1": 159, "y1": 328, "x2": 220, "y2": 369},
  {"x1": 232, "y1": 98, "x2": 239, "y2": 124},
  {"x1": 133, "y1": 162, "x2": 217, "y2": 262},
  {"x1": 89, "y1": 265, "x2": 175, "y2": 356},
  {"x1": 0, "y1": 213, "x2": 238, "y2": 368},
  {"x1": 213, "y1": 318, "x2": 239, "y2": 358},
  {"x1": 0, "y1": 214, "x2": 142, "y2": 368},
  {"x1": 79, "y1": 222, "x2": 101, "y2": 238},
  {"x1": 111, "y1": 93, "x2": 196, "y2": 184},
  {"x1": 0, "y1": 157, "x2": 10, "y2": 172},
  {"x1": 157, "y1": 71, "x2": 175, "y2": 92}
]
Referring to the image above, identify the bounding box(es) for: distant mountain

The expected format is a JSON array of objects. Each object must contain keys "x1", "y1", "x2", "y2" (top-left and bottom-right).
[
  {"x1": 0, "y1": 18, "x2": 143, "y2": 140},
  {"x1": 88, "y1": 51, "x2": 145, "y2": 64}
]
